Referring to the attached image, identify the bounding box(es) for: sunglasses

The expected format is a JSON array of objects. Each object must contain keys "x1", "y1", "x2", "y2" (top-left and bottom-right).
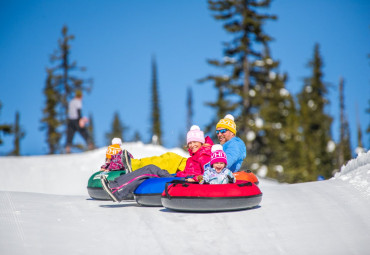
[{"x1": 216, "y1": 129, "x2": 228, "y2": 134}]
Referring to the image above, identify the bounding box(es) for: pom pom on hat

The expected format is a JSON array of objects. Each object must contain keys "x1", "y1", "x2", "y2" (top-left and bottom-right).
[
  {"x1": 111, "y1": 137, "x2": 122, "y2": 145},
  {"x1": 210, "y1": 144, "x2": 227, "y2": 166},
  {"x1": 211, "y1": 144, "x2": 223, "y2": 153},
  {"x1": 224, "y1": 114, "x2": 234, "y2": 121},
  {"x1": 187, "y1": 125, "x2": 205, "y2": 144},
  {"x1": 216, "y1": 114, "x2": 237, "y2": 134}
]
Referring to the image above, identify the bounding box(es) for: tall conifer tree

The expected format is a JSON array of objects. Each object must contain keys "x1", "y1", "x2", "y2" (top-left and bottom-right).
[
  {"x1": 0, "y1": 101, "x2": 12, "y2": 147},
  {"x1": 52, "y1": 26, "x2": 92, "y2": 120},
  {"x1": 203, "y1": 0, "x2": 277, "y2": 147},
  {"x1": 186, "y1": 86, "x2": 194, "y2": 131},
  {"x1": 297, "y1": 44, "x2": 335, "y2": 181},
  {"x1": 201, "y1": 0, "x2": 280, "y2": 152},
  {"x1": 41, "y1": 69, "x2": 62, "y2": 154},
  {"x1": 88, "y1": 113, "x2": 96, "y2": 148},
  {"x1": 366, "y1": 100, "x2": 370, "y2": 147},
  {"x1": 133, "y1": 131, "x2": 142, "y2": 142},
  {"x1": 105, "y1": 112, "x2": 126, "y2": 144},
  {"x1": 255, "y1": 47, "x2": 302, "y2": 182},
  {"x1": 48, "y1": 25, "x2": 92, "y2": 144},
  {"x1": 151, "y1": 56, "x2": 162, "y2": 145},
  {"x1": 203, "y1": 1, "x2": 304, "y2": 181},
  {"x1": 9, "y1": 112, "x2": 25, "y2": 156},
  {"x1": 337, "y1": 77, "x2": 352, "y2": 167}
]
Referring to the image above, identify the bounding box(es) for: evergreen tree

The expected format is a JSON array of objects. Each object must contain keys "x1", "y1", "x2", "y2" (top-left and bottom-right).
[
  {"x1": 202, "y1": 1, "x2": 306, "y2": 182},
  {"x1": 0, "y1": 101, "x2": 12, "y2": 146},
  {"x1": 132, "y1": 131, "x2": 142, "y2": 142},
  {"x1": 366, "y1": 100, "x2": 370, "y2": 147},
  {"x1": 178, "y1": 133, "x2": 187, "y2": 151},
  {"x1": 297, "y1": 44, "x2": 335, "y2": 181},
  {"x1": 186, "y1": 86, "x2": 194, "y2": 131},
  {"x1": 9, "y1": 112, "x2": 25, "y2": 156},
  {"x1": 201, "y1": 0, "x2": 278, "y2": 148},
  {"x1": 151, "y1": 56, "x2": 162, "y2": 145},
  {"x1": 105, "y1": 112, "x2": 126, "y2": 144},
  {"x1": 88, "y1": 113, "x2": 96, "y2": 148},
  {"x1": 41, "y1": 69, "x2": 62, "y2": 154},
  {"x1": 356, "y1": 114, "x2": 364, "y2": 154},
  {"x1": 337, "y1": 77, "x2": 352, "y2": 167},
  {"x1": 48, "y1": 25, "x2": 92, "y2": 141},
  {"x1": 247, "y1": 44, "x2": 303, "y2": 182}
]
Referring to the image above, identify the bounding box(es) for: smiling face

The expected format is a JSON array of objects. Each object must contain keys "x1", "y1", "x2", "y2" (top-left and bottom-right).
[
  {"x1": 213, "y1": 162, "x2": 226, "y2": 173},
  {"x1": 188, "y1": 141, "x2": 202, "y2": 154},
  {"x1": 216, "y1": 128, "x2": 235, "y2": 145}
]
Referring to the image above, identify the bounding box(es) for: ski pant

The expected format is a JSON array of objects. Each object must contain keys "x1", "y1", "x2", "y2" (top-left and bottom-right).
[
  {"x1": 109, "y1": 164, "x2": 173, "y2": 201},
  {"x1": 66, "y1": 119, "x2": 90, "y2": 146},
  {"x1": 131, "y1": 152, "x2": 187, "y2": 174}
]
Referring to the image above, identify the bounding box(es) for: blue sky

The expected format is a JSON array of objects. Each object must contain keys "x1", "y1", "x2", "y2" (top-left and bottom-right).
[{"x1": 0, "y1": 0, "x2": 369, "y2": 155}]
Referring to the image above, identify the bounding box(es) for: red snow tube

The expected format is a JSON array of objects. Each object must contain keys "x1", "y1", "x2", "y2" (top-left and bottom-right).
[{"x1": 161, "y1": 180, "x2": 262, "y2": 212}]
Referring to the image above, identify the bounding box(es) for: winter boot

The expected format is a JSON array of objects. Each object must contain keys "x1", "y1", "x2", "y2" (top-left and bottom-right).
[
  {"x1": 122, "y1": 149, "x2": 133, "y2": 173},
  {"x1": 100, "y1": 175, "x2": 120, "y2": 202}
]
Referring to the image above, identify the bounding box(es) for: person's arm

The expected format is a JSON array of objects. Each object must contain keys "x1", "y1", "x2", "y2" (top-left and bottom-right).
[
  {"x1": 100, "y1": 162, "x2": 109, "y2": 171},
  {"x1": 224, "y1": 142, "x2": 240, "y2": 171},
  {"x1": 227, "y1": 170, "x2": 236, "y2": 183},
  {"x1": 77, "y1": 109, "x2": 82, "y2": 120},
  {"x1": 202, "y1": 171, "x2": 210, "y2": 184}
]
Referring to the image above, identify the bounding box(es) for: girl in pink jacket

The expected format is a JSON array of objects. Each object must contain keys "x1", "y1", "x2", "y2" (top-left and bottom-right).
[{"x1": 176, "y1": 125, "x2": 213, "y2": 181}]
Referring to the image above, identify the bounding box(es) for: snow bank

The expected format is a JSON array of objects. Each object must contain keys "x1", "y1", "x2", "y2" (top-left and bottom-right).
[
  {"x1": 0, "y1": 142, "x2": 188, "y2": 196},
  {"x1": 333, "y1": 150, "x2": 370, "y2": 198}
]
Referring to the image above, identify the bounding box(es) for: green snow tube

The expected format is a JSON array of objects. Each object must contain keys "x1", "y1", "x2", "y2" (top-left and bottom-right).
[{"x1": 87, "y1": 170, "x2": 126, "y2": 200}]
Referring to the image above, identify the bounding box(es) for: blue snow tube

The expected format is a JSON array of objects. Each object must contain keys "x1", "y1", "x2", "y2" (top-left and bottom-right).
[{"x1": 134, "y1": 177, "x2": 183, "y2": 206}]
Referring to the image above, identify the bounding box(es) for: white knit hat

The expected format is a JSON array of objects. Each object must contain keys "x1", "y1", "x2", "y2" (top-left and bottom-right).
[
  {"x1": 111, "y1": 137, "x2": 122, "y2": 145},
  {"x1": 186, "y1": 125, "x2": 205, "y2": 144}
]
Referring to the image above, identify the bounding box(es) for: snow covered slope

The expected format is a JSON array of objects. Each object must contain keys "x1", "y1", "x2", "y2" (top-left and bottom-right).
[
  {"x1": 0, "y1": 144, "x2": 369, "y2": 255},
  {"x1": 0, "y1": 142, "x2": 188, "y2": 195}
]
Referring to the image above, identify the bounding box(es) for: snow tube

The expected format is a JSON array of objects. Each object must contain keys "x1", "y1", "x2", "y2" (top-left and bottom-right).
[
  {"x1": 134, "y1": 177, "x2": 183, "y2": 206},
  {"x1": 234, "y1": 170, "x2": 259, "y2": 185},
  {"x1": 87, "y1": 170, "x2": 128, "y2": 200},
  {"x1": 161, "y1": 180, "x2": 262, "y2": 212}
]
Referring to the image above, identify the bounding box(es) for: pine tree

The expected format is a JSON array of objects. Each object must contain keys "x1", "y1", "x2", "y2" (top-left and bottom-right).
[
  {"x1": 49, "y1": 25, "x2": 92, "y2": 137},
  {"x1": 337, "y1": 77, "x2": 352, "y2": 167},
  {"x1": 41, "y1": 69, "x2": 62, "y2": 154},
  {"x1": 186, "y1": 86, "x2": 194, "y2": 131},
  {"x1": 88, "y1": 113, "x2": 96, "y2": 148},
  {"x1": 297, "y1": 44, "x2": 335, "y2": 181},
  {"x1": 202, "y1": 0, "x2": 277, "y2": 147},
  {"x1": 366, "y1": 100, "x2": 370, "y2": 147},
  {"x1": 9, "y1": 112, "x2": 25, "y2": 156},
  {"x1": 105, "y1": 112, "x2": 126, "y2": 144},
  {"x1": 247, "y1": 44, "x2": 303, "y2": 182},
  {"x1": 151, "y1": 56, "x2": 162, "y2": 145},
  {"x1": 0, "y1": 101, "x2": 12, "y2": 147},
  {"x1": 132, "y1": 131, "x2": 142, "y2": 142}
]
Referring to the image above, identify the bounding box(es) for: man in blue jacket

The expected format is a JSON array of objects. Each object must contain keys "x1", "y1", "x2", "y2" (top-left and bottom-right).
[{"x1": 215, "y1": 114, "x2": 246, "y2": 172}]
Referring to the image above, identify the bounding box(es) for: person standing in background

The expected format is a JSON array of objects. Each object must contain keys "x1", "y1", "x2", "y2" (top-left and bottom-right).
[{"x1": 65, "y1": 90, "x2": 93, "y2": 153}]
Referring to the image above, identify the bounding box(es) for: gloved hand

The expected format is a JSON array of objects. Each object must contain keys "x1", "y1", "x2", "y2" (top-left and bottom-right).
[{"x1": 197, "y1": 175, "x2": 203, "y2": 183}]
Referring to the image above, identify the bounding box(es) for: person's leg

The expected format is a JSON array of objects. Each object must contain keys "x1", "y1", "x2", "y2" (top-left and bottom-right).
[
  {"x1": 78, "y1": 126, "x2": 93, "y2": 149},
  {"x1": 131, "y1": 152, "x2": 187, "y2": 174},
  {"x1": 108, "y1": 164, "x2": 172, "y2": 201},
  {"x1": 65, "y1": 120, "x2": 77, "y2": 153}
]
